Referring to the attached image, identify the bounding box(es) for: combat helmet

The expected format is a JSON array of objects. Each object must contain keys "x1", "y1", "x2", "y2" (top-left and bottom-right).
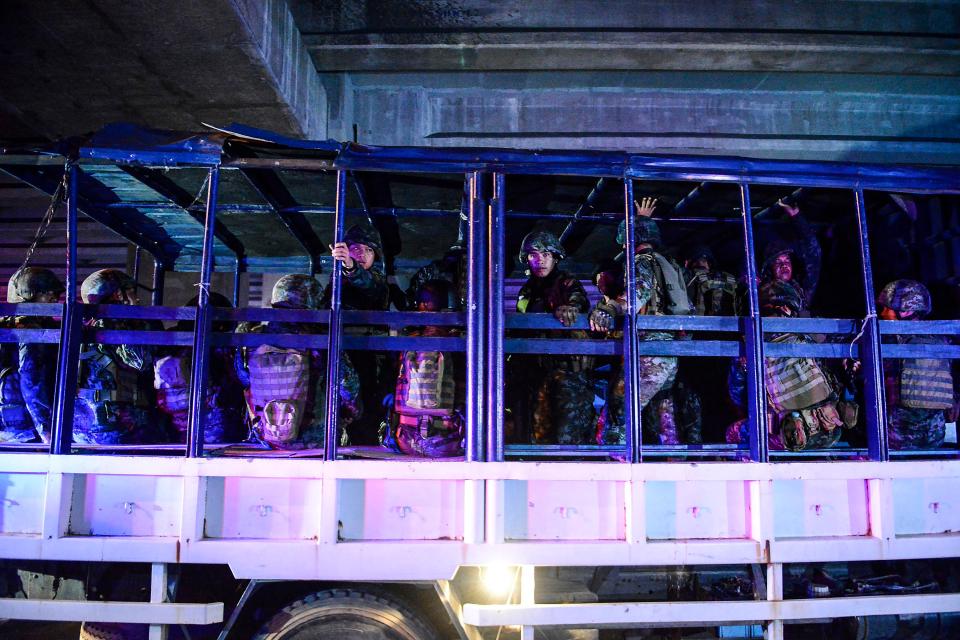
[
  {"x1": 343, "y1": 224, "x2": 383, "y2": 258},
  {"x1": 518, "y1": 230, "x2": 565, "y2": 265},
  {"x1": 6, "y1": 267, "x2": 65, "y2": 303},
  {"x1": 271, "y1": 274, "x2": 322, "y2": 310},
  {"x1": 616, "y1": 217, "x2": 662, "y2": 249},
  {"x1": 80, "y1": 269, "x2": 136, "y2": 304},
  {"x1": 877, "y1": 279, "x2": 931, "y2": 318},
  {"x1": 758, "y1": 279, "x2": 805, "y2": 317}
]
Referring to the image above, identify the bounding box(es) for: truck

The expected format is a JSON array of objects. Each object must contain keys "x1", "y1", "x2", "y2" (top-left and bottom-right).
[{"x1": 0, "y1": 123, "x2": 958, "y2": 639}]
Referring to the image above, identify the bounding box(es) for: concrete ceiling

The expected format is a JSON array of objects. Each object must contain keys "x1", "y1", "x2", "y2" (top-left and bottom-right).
[{"x1": 0, "y1": 0, "x2": 956, "y2": 162}]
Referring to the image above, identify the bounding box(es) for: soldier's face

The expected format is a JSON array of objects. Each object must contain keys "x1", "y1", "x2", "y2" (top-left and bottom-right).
[
  {"x1": 348, "y1": 243, "x2": 376, "y2": 270},
  {"x1": 688, "y1": 257, "x2": 711, "y2": 273},
  {"x1": 116, "y1": 287, "x2": 139, "y2": 305},
  {"x1": 773, "y1": 254, "x2": 793, "y2": 282},
  {"x1": 35, "y1": 291, "x2": 62, "y2": 303},
  {"x1": 527, "y1": 250, "x2": 555, "y2": 277}
]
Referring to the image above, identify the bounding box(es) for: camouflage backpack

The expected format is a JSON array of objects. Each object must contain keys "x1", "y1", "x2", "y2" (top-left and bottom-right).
[
  {"x1": 763, "y1": 334, "x2": 833, "y2": 412},
  {"x1": 900, "y1": 336, "x2": 954, "y2": 410},
  {"x1": 247, "y1": 345, "x2": 311, "y2": 448},
  {"x1": 687, "y1": 270, "x2": 738, "y2": 316},
  {"x1": 649, "y1": 253, "x2": 694, "y2": 315}
]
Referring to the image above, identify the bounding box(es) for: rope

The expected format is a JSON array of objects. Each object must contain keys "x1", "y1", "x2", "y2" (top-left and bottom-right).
[
  {"x1": 849, "y1": 312, "x2": 877, "y2": 361},
  {"x1": 20, "y1": 162, "x2": 70, "y2": 271}
]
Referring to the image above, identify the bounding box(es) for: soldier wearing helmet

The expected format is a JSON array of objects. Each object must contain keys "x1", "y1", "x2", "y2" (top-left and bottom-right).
[
  {"x1": 758, "y1": 200, "x2": 822, "y2": 315},
  {"x1": 0, "y1": 268, "x2": 64, "y2": 443},
  {"x1": 590, "y1": 198, "x2": 690, "y2": 447},
  {"x1": 511, "y1": 230, "x2": 594, "y2": 444},
  {"x1": 153, "y1": 292, "x2": 245, "y2": 445},
  {"x1": 877, "y1": 279, "x2": 955, "y2": 450},
  {"x1": 406, "y1": 242, "x2": 467, "y2": 311},
  {"x1": 725, "y1": 279, "x2": 854, "y2": 451},
  {"x1": 74, "y1": 269, "x2": 169, "y2": 445},
  {"x1": 326, "y1": 224, "x2": 392, "y2": 445},
  {"x1": 236, "y1": 274, "x2": 360, "y2": 449}
]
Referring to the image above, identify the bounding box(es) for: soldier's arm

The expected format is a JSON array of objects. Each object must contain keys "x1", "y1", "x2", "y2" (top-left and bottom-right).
[
  {"x1": 343, "y1": 266, "x2": 390, "y2": 308},
  {"x1": 781, "y1": 203, "x2": 822, "y2": 304},
  {"x1": 634, "y1": 253, "x2": 657, "y2": 314},
  {"x1": 18, "y1": 342, "x2": 55, "y2": 437}
]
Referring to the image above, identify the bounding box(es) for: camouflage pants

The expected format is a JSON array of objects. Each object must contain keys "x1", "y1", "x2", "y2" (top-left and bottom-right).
[
  {"x1": 532, "y1": 369, "x2": 596, "y2": 444},
  {"x1": 597, "y1": 356, "x2": 678, "y2": 445},
  {"x1": 642, "y1": 381, "x2": 703, "y2": 445},
  {"x1": 157, "y1": 388, "x2": 245, "y2": 444},
  {"x1": 888, "y1": 406, "x2": 945, "y2": 450},
  {"x1": 74, "y1": 400, "x2": 169, "y2": 445}
]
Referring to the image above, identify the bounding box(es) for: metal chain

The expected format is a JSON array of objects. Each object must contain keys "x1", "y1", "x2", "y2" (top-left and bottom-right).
[{"x1": 20, "y1": 162, "x2": 71, "y2": 270}]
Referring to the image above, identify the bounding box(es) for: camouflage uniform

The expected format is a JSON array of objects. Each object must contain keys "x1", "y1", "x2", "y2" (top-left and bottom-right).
[
  {"x1": 153, "y1": 293, "x2": 245, "y2": 445},
  {"x1": 513, "y1": 231, "x2": 594, "y2": 444},
  {"x1": 75, "y1": 269, "x2": 169, "y2": 445},
  {"x1": 725, "y1": 280, "x2": 848, "y2": 451},
  {"x1": 323, "y1": 224, "x2": 392, "y2": 445},
  {"x1": 237, "y1": 274, "x2": 361, "y2": 449},
  {"x1": 592, "y1": 219, "x2": 679, "y2": 445},
  {"x1": 405, "y1": 244, "x2": 467, "y2": 311},
  {"x1": 4, "y1": 268, "x2": 66, "y2": 443},
  {"x1": 759, "y1": 210, "x2": 822, "y2": 313},
  {"x1": 878, "y1": 280, "x2": 954, "y2": 450},
  {"x1": 0, "y1": 317, "x2": 39, "y2": 443}
]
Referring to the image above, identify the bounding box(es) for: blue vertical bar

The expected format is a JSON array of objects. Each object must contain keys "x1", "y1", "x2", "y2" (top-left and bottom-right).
[
  {"x1": 854, "y1": 188, "x2": 888, "y2": 461},
  {"x1": 151, "y1": 259, "x2": 165, "y2": 306},
  {"x1": 622, "y1": 179, "x2": 641, "y2": 463},
  {"x1": 465, "y1": 172, "x2": 486, "y2": 462},
  {"x1": 50, "y1": 163, "x2": 81, "y2": 454},
  {"x1": 323, "y1": 170, "x2": 348, "y2": 461},
  {"x1": 232, "y1": 259, "x2": 244, "y2": 307},
  {"x1": 486, "y1": 173, "x2": 505, "y2": 461},
  {"x1": 132, "y1": 247, "x2": 142, "y2": 285},
  {"x1": 739, "y1": 183, "x2": 768, "y2": 462},
  {"x1": 186, "y1": 166, "x2": 220, "y2": 458}
]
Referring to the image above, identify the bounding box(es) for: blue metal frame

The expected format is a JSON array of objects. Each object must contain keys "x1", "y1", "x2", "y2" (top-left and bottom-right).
[
  {"x1": 623, "y1": 180, "x2": 641, "y2": 463},
  {"x1": 3, "y1": 127, "x2": 958, "y2": 462},
  {"x1": 186, "y1": 167, "x2": 221, "y2": 458},
  {"x1": 739, "y1": 183, "x2": 769, "y2": 462},
  {"x1": 323, "y1": 170, "x2": 348, "y2": 460},
  {"x1": 49, "y1": 163, "x2": 81, "y2": 454}
]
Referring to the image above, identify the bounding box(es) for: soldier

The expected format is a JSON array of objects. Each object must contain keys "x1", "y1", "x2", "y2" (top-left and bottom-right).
[
  {"x1": 877, "y1": 280, "x2": 956, "y2": 450},
  {"x1": 684, "y1": 245, "x2": 738, "y2": 317},
  {"x1": 237, "y1": 274, "x2": 360, "y2": 449},
  {"x1": 391, "y1": 280, "x2": 464, "y2": 456},
  {"x1": 0, "y1": 268, "x2": 64, "y2": 443},
  {"x1": 327, "y1": 223, "x2": 392, "y2": 445},
  {"x1": 590, "y1": 198, "x2": 687, "y2": 446},
  {"x1": 153, "y1": 292, "x2": 245, "y2": 445},
  {"x1": 512, "y1": 230, "x2": 594, "y2": 444},
  {"x1": 405, "y1": 242, "x2": 467, "y2": 311},
  {"x1": 758, "y1": 200, "x2": 822, "y2": 315},
  {"x1": 726, "y1": 280, "x2": 853, "y2": 451},
  {"x1": 75, "y1": 269, "x2": 169, "y2": 444}
]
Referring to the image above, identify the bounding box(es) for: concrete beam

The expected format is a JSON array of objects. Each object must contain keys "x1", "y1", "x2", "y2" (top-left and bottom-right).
[
  {"x1": 304, "y1": 32, "x2": 960, "y2": 74},
  {"x1": 0, "y1": 0, "x2": 325, "y2": 140}
]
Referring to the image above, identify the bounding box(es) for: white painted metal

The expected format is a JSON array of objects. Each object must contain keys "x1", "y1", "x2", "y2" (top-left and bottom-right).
[
  {"x1": 460, "y1": 593, "x2": 960, "y2": 627},
  {"x1": 0, "y1": 599, "x2": 223, "y2": 624},
  {"x1": 2, "y1": 454, "x2": 959, "y2": 630},
  {"x1": 150, "y1": 562, "x2": 169, "y2": 640}
]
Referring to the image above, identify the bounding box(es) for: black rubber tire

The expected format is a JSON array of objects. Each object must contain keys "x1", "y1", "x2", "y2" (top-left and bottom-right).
[
  {"x1": 78, "y1": 621, "x2": 147, "y2": 640},
  {"x1": 253, "y1": 588, "x2": 439, "y2": 640}
]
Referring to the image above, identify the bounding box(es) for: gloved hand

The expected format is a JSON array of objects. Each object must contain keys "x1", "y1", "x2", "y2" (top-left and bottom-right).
[
  {"x1": 589, "y1": 302, "x2": 618, "y2": 333},
  {"x1": 554, "y1": 305, "x2": 579, "y2": 327}
]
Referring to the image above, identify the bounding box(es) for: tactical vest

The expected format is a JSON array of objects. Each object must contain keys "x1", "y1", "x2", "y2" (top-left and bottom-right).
[
  {"x1": 687, "y1": 270, "x2": 738, "y2": 316},
  {"x1": 900, "y1": 336, "x2": 954, "y2": 410},
  {"x1": 78, "y1": 346, "x2": 144, "y2": 405},
  {"x1": 247, "y1": 344, "x2": 310, "y2": 448},
  {"x1": 0, "y1": 368, "x2": 34, "y2": 437},
  {"x1": 398, "y1": 350, "x2": 455, "y2": 413},
  {"x1": 763, "y1": 334, "x2": 834, "y2": 412}
]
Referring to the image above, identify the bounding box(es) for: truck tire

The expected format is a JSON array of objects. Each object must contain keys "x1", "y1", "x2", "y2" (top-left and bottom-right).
[
  {"x1": 253, "y1": 588, "x2": 438, "y2": 639},
  {"x1": 79, "y1": 621, "x2": 147, "y2": 640}
]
